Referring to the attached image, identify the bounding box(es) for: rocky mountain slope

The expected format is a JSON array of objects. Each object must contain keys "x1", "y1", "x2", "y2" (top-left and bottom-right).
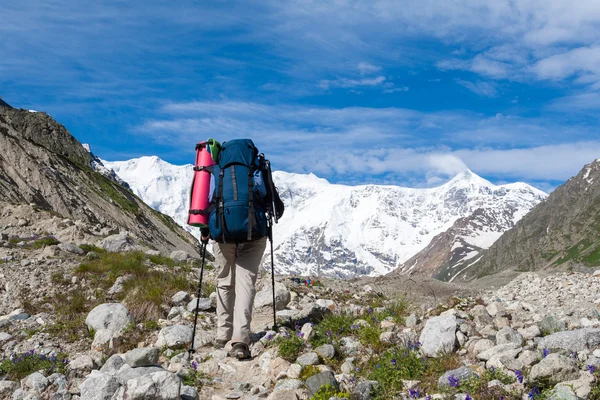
[
  {"x1": 451, "y1": 159, "x2": 600, "y2": 282},
  {"x1": 2, "y1": 203, "x2": 600, "y2": 400},
  {"x1": 0, "y1": 97, "x2": 11, "y2": 108},
  {"x1": 105, "y1": 157, "x2": 546, "y2": 278},
  {"x1": 0, "y1": 106, "x2": 198, "y2": 256}
]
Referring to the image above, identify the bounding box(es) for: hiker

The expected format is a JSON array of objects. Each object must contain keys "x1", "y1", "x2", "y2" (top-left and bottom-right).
[{"x1": 194, "y1": 138, "x2": 283, "y2": 360}]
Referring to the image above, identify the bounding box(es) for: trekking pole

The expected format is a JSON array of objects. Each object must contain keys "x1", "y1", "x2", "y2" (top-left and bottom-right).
[
  {"x1": 189, "y1": 241, "x2": 207, "y2": 355},
  {"x1": 268, "y1": 218, "x2": 277, "y2": 331}
]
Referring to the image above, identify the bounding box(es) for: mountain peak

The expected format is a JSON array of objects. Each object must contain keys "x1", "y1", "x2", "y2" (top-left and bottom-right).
[
  {"x1": 446, "y1": 169, "x2": 493, "y2": 188},
  {"x1": 0, "y1": 97, "x2": 12, "y2": 109}
]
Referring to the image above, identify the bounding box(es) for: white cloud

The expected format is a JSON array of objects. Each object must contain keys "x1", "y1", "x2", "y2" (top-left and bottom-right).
[
  {"x1": 531, "y1": 46, "x2": 600, "y2": 81},
  {"x1": 456, "y1": 79, "x2": 498, "y2": 97},
  {"x1": 136, "y1": 100, "x2": 599, "y2": 185},
  {"x1": 358, "y1": 62, "x2": 381, "y2": 75},
  {"x1": 319, "y1": 75, "x2": 386, "y2": 89}
]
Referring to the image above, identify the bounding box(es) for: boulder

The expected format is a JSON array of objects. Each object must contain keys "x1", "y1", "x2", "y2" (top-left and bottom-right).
[
  {"x1": 99, "y1": 233, "x2": 141, "y2": 252},
  {"x1": 116, "y1": 365, "x2": 166, "y2": 385},
  {"x1": 124, "y1": 347, "x2": 160, "y2": 367},
  {"x1": 419, "y1": 311, "x2": 458, "y2": 357},
  {"x1": 540, "y1": 314, "x2": 566, "y2": 335},
  {"x1": 266, "y1": 390, "x2": 299, "y2": 400},
  {"x1": 546, "y1": 385, "x2": 578, "y2": 400},
  {"x1": 255, "y1": 282, "x2": 291, "y2": 311},
  {"x1": 58, "y1": 243, "x2": 84, "y2": 255},
  {"x1": 529, "y1": 354, "x2": 580, "y2": 384},
  {"x1": 0, "y1": 381, "x2": 18, "y2": 398},
  {"x1": 496, "y1": 326, "x2": 523, "y2": 346},
  {"x1": 315, "y1": 344, "x2": 335, "y2": 360},
  {"x1": 171, "y1": 291, "x2": 191, "y2": 305},
  {"x1": 100, "y1": 354, "x2": 125, "y2": 376},
  {"x1": 79, "y1": 370, "x2": 121, "y2": 400},
  {"x1": 296, "y1": 352, "x2": 320, "y2": 366},
  {"x1": 85, "y1": 303, "x2": 133, "y2": 349},
  {"x1": 186, "y1": 298, "x2": 212, "y2": 312},
  {"x1": 305, "y1": 371, "x2": 338, "y2": 397},
  {"x1": 538, "y1": 328, "x2": 600, "y2": 352},
  {"x1": 22, "y1": 372, "x2": 49, "y2": 393},
  {"x1": 69, "y1": 355, "x2": 96, "y2": 377},
  {"x1": 354, "y1": 380, "x2": 379, "y2": 400},
  {"x1": 121, "y1": 370, "x2": 181, "y2": 400},
  {"x1": 155, "y1": 325, "x2": 193, "y2": 348}
]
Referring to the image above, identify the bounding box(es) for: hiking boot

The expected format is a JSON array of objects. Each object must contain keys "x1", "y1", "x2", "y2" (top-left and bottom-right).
[
  {"x1": 230, "y1": 342, "x2": 251, "y2": 360},
  {"x1": 214, "y1": 339, "x2": 229, "y2": 349}
]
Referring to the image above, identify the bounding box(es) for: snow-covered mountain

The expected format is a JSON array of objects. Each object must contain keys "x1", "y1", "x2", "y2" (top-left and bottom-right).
[{"x1": 104, "y1": 156, "x2": 547, "y2": 278}]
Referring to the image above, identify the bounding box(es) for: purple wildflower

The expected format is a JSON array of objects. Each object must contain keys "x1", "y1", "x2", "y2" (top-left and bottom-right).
[
  {"x1": 409, "y1": 389, "x2": 421, "y2": 399},
  {"x1": 542, "y1": 348, "x2": 550, "y2": 358},
  {"x1": 192, "y1": 361, "x2": 198, "y2": 370},
  {"x1": 391, "y1": 358, "x2": 397, "y2": 367},
  {"x1": 426, "y1": 396, "x2": 431, "y2": 400},
  {"x1": 515, "y1": 370, "x2": 523, "y2": 383},
  {"x1": 588, "y1": 364, "x2": 596, "y2": 374},
  {"x1": 448, "y1": 376, "x2": 460, "y2": 387},
  {"x1": 465, "y1": 394, "x2": 472, "y2": 400},
  {"x1": 528, "y1": 387, "x2": 540, "y2": 400}
]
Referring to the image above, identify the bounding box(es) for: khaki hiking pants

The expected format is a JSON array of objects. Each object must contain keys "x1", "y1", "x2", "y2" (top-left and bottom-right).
[{"x1": 212, "y1": 237, "x2": 267, "y2": 345}]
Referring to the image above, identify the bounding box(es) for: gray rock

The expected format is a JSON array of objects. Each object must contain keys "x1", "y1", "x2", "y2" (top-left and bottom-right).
[
  {"x1": 121, "y1": 370, "x2": 181, "y2": 400},
  {"x1": 9, "y1": 313, "x2": 30, "y2": 320},
  {"x1": 146, "y1": 249, "x2": 162, "y2": 256},
  {"x1": 99, "y1": 354, "x2": 125, "y2": 375},
  {"x1": 354, "y1": 380, "x2": 379, "y2": 400},
  {"x1": 171, "y1": 291, "x2": 190, "y2": 305},
  {"x1": 477, "y1": 343, "x2": 521, "y2": 361},
  {"x1": 124, "y1": 347, "x2": 160, "y2": 367},
  {"x1": 518, "y1": 325, "x2": 542, "y2": 340},
  {"x1": 116, "y1": 364, "x2": 165, "y2": 385},
  {"x1": 22, "y1": 372, "x2": 49, "y2": 393},
  {"x1": 275, "y1": 303, "x2": 331, "y2": 326},
  {"x1": 405, "y1": 313, "x2": 419, "y2": 328},
  {"x1": 540, "y1": 314, "x2": 566, "y2": 335},
  {"x1": 85, "y1": 303, "x2": 132, "y2": 349},
  {"x1": 225, "y1": 393, "x2": 241, "y2": 399},
  {"x1": 79, "y1": 370, "x2": 120, "y2": 400},
  {"x1": 266, "y1": 390, "x2": 299, "y2": 400},
  {"x1": 0, "y1": 381, "x2": 18, "y2": 397},
  {"x1": 167, "y1": 306, "x2": 185, "y2": 320},
  {"x1": 180, "y1": 385, "x2": 199, "y2": 400},
  {"x1": 99, "y1": 233, "x2": 140, "y2": 252},
  {"x1": 438, "y1": 367, "x2": 476, "y2": 389},
  {"x1": 529, "y1": 354, "x2": 580, "y2": 384},
  {"x1": 155, "y1": 325, "x2": 193, "y2": 348},
  {"x1": 315, "y1": 344, "x2": 335, "y2": 360},
  {"x1": 107, "y1": 276, "x2": 127, "y2": 295},
  {"x1": 496, "y1": 326, "x2": 523, "y2": 346},
  {"x1": 339, "y1": 336, "x2": 362, "y2": 356},
  {"x1": 49, "y1": 391, "x2": 72, "y2": 400},
  {"x1": 546, "y1": 385, "x2": 578, "y2": 400},
  {"x1": 518, "y1": 350, "x2": 540, "y2": 367},
  {"x1": 499, "y1": 355, "x2": 524, "y2": 371},
  {"x1": 274, "y1": 379, "x2": 303, "y2": 391},
  {"x1": 255, "y1": 282, "x2": 291, "y2": 311},
  {"x1": 169, "y1": 250, "x2": 190, "y2": 262},
  {"x1": 296, "y1": 352, "x2": 320, "y2": 366},
  {"x1": 538, "y1": 328, "x2": 600, "y2": 352},
  {"x1": 305, "y1": 371, "x2": 338, "y2": 397},
  {"x1": 58, "y1": 243, "x2": 84, "y2": 255},
  {"x1": 0, "y1": 332, "x2": 13, "y2": 343},
  {"x1": 69, "y1": 355, "x2": 95, "y2": 376},
  {"x1": 486, "y1": 302, "x2": 508, "y2": 318},
  {"x1": 11, "y1": 389, "x2": 28, "y2": 400},
  {"x1": 419, "y1": 311, "x2": 458, "y2": 357},
  {"x1": 186, "y1": 298, "x2": 212, "y2": 312}
]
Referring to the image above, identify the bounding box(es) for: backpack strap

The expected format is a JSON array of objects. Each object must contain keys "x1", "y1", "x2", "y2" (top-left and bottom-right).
[
  {"x1": 247, "y1": 169, "x2": 255, "y2": 241},
  {"x1": 217, "y1": 168, "x2": 226, "y2": 243}
]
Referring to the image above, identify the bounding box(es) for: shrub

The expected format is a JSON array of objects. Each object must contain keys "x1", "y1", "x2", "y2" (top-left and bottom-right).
[
  {"x1": 310, "y1": 313, "x2": 355, "y2": 347},
  {"x1": 0, "y1": 350, "x2": 69, "y2": 380},
  {"x1": 365, "y1": 347, "x2": 426, "y2": 398}
]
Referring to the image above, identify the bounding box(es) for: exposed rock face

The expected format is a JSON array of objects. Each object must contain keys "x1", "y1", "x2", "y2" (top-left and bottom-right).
[
  {"x1": 0, "y1": 107, "x2": 198, "y2": 256},
  {"x1": 458, "y1": 159, "x2": 600, "y2": 280}
]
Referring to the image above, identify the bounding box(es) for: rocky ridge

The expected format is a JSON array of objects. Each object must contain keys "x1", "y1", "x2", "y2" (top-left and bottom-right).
[
  {"x1": 0, "y1": 107, "x2": 198, "y2": 256},
  {"x1": 455, "y1": 159, "x2": 600, "y2": 281},
  {"x1": 2, "y1": 206, "x2": 600, "y2": 399}
]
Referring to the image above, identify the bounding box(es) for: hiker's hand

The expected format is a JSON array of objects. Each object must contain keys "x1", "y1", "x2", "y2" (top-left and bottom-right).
[{"x1": 201, "y1": 234, "x2": 210, "y2": 244}]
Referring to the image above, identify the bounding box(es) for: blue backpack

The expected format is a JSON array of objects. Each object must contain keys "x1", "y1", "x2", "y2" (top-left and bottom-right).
[{"x1": 208, "y1": 139, "x2": 278, "y2": 243}]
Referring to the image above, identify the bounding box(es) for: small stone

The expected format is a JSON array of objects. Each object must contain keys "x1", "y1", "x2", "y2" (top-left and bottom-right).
[
  {"x1": 266, "y1": 390, "x2": 299, "y2": 400},
  {"x1": 23, "y1": 372, "x2": 49, "y2": 393},
  {"x1": 172, "y1": 291, "x2": 191, "y2": 305},
  {"x1": 287, "y1": 364, "x2": 302, "y2": 379},
  {"x1": 58, "y1": 243, "x2": 84, "y2": 255},
  {"x1": 0, "y1": 381, "x2": 18, "y2": 397},
  {"x1": 438, "y1": 367, "x2": 476, "y2": 389},
  {"x1": 529, "y1": 354, "x2": 580, "y2": 384},
  {"x1": 155, "y1": 325, "x2": 193, "y2": 348},
  {"x1": 225, "y1": 393, "x2": 241, "y2": 399},
  {"x1": 405, "y1": 313, "x2": 419, "y2": 328},
  {"x1": 79, "y1": 370, "x2": 121, "y2": 400},
  {"x1": 496, "y1": 327, "x2": 523, "y2": 346},
  {"x1": 300, "y1": 323, "x2": 314, "y2": 341},
  {"x1": 486, "y1": 302, "x2": 508, "y2": 318},
  {"x1": 517, "y1": 350, "x2": 540, "y2": 367},
  {"x1": 354, "y1": 380, "x2": 379, "y2": 400},
  {"x1": 305, "y1": 371, "x2": 338, "y2": 397},
  {"x1": 99, "y1": 354, "x2": 125, "y2": 376},
  {"x1": 546, "y1": 385, "x2": 578, "y2": 400},
  {"x1": 124, "y1": 347, "x2": 160, "y2": 367},
  {"x1": 296, "y1": 352, "x2": 320, "y2": 366},
  {"x1": 187, "y1": 298, "x2": 212, "y2": 312},
  {"x1": 181, "y1": 385, "x2": 199, "y2": 400},
  {"x1": 69, "y1": 355, "x2": 95, "y2": 376},
  {"x1": 274, "y1": 379, "x2": 303, "y2": 391},
  {"x1": 540, "y1": 314, "x2": 566, "y2": 335},
  {"x1": 315, "y1": 344, "x2": 335, "y2": 360}
]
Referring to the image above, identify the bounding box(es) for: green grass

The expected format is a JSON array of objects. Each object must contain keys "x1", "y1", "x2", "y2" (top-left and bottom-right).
[
  {"x1": 88, "y1": 171, "x2": 140, "y2": 214},
  {"x1": 310, "y1": 385, "x2": 350, "y2": 400},
  {"x1": 310, "y1": 313, "x2": 356, "y2": 347},
  {"x1": 300, "y1": 365, "x2": 321, "y2": 381},
  {"x1": 80, "y1": 244, "x2": 106, "y2": 254},
  {"x1": 0, "y1": 351, "x2": 69, "y2": 380},
  {"x1": 148, "y1": 254, "x2": 178, "y2": 267},
  {"x1": 201, "y1": 281, "x2": 216, "y2": 298},
  {"x1": 181, "y1": 369, "x2": 209, "y2": 389},
  {"x1": 274, "y1": 333, "x2": 305, "y2": 362}
]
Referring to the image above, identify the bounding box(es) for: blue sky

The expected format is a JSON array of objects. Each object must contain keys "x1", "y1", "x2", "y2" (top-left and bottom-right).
[{"x1": 2, "y1": 1, "x2": 600, "y2": 192}]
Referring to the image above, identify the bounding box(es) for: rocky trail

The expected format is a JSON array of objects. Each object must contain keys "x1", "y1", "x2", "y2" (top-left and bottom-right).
[{"x1": 2, "y1": 202, "x2": 600, "y2": 400}]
